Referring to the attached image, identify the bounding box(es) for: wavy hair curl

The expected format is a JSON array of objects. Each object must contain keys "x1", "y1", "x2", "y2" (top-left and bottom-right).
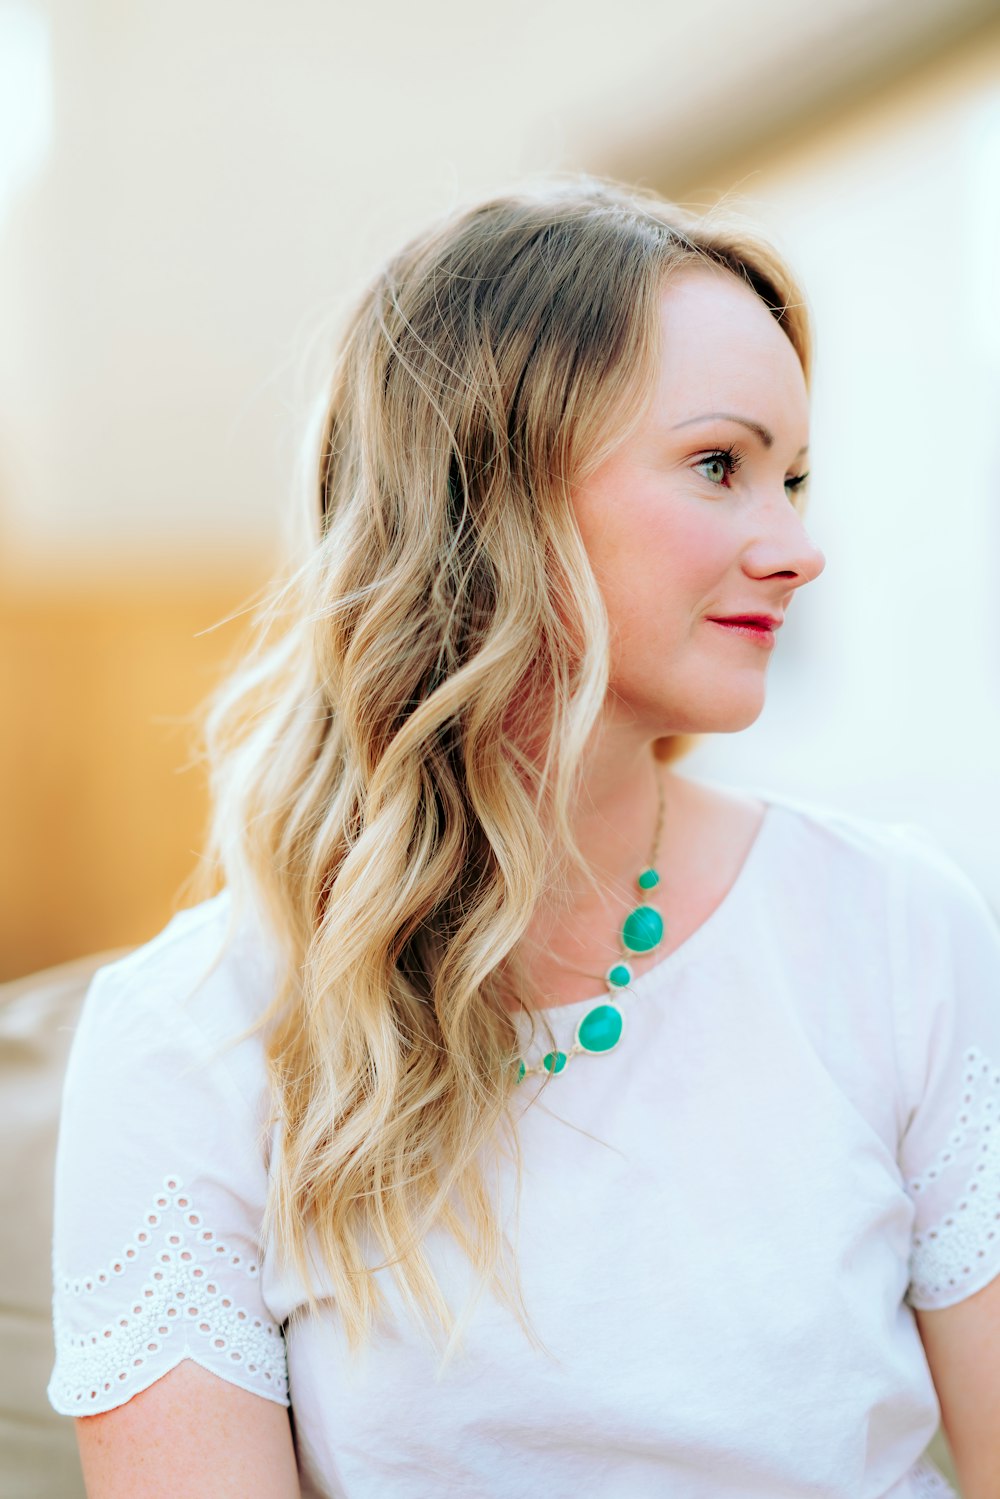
[{"x1": 185, "y1": 174, "x2": 813, "y2": 1362}]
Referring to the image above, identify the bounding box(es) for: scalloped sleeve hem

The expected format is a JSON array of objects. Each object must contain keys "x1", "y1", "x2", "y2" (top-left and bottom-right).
[{"x1": 47, "y1": 1348, "x2": 291, "y2": 1417}]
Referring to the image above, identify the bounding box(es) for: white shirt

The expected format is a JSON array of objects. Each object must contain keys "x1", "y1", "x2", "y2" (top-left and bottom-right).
[{"x1": 48, "y1": 788, "x2": 999, "y2": 1497}]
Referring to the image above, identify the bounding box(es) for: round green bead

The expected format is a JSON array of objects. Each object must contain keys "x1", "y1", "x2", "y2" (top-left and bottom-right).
[
  {"x1": 638, "y1": 868, "x2": 660, "y2": 890},
  {"x1": 576, "y1": 1003, "x2": 623, "y2": 1054},
  {"x1": 622, "y1": 903, "x2": 664, "y2": 953},
  {"x1": 542, "y1": 1050, "x2": 567, "y2": 1075},
  {"x1": 606, "y1": 961, "x2": 632, "y2": 989}
]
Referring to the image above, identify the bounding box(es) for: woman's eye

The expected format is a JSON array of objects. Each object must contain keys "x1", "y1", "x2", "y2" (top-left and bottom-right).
[
  {"x1": 694, "y1": 449, "x2": 740, "y2": 486},
  {"x1": 697, "y1": 456, "x2": 728, "y2": 485},
  {"x1": 694, "y1": 448, "x2": 811, "y2": 501}
]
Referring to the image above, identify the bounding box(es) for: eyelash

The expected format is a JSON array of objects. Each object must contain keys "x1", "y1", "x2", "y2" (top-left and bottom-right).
[{"x1": 695, "y1": 443, "x2": 810, "y2": 497}]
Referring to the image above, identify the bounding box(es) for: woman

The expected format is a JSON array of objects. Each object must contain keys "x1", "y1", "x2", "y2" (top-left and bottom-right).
[{"x1": 48, "y1": 177, "x2": 999, "y2": 1496}]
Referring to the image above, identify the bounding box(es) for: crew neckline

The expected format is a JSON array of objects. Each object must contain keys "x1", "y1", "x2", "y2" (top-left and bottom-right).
[{"x1": 512, "y1": 791, "x2": 787, "y2": 1030}]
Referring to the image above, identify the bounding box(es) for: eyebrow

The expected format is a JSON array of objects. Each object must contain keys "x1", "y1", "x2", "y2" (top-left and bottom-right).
[{"x1": 671, "y1": 411, "x2": 809, "y2": 460}]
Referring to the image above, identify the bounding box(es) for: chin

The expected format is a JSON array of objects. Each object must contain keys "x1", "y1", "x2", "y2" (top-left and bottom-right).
[
  {"x1": 687, "y1": 691, "x2": 766, "y2": 735},
  {"x1": 625, "y1": 673, "x2": 767, "y2": 735}
]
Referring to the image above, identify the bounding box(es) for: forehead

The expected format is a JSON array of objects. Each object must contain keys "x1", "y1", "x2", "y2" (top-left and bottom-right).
[{"x1": 651, "y1": 265, "x2": 808, "y2": 420}]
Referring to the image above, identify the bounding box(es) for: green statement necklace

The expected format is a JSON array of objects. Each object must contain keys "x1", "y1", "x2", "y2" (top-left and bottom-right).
[{"x1": 514, "y1": 767, "x2": 667, "y2": 1082}]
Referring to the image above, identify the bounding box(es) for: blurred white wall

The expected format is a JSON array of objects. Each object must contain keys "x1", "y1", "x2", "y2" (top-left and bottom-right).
[
  {"x1": 672, "y1": 37, "x2": 1000, "y2": 904},
  {"x1": 2, "y1": 0, "x2": 995, "y2": 573}
]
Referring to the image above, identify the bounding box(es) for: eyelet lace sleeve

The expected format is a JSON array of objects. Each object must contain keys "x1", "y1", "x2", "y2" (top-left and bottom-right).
[
  {"x1": 50, "y1": 1174, "x2": 287, "y2": 1411},
  {"x1": 47, "y1": 910, "x2": 290, "y2": 1415},
  {"x1": 891, "y1": 825, "x2": 1000, "y2": 1311}
]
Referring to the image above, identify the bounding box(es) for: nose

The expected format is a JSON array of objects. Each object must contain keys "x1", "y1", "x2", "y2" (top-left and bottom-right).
[{"x1": 742, "y1": 503, "x2": 826, "y2": 591}]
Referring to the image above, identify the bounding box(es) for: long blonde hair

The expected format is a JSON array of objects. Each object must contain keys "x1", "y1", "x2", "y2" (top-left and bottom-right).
[{"x1": 185, "y1": 174, "x2": 813, "y2": 1363}]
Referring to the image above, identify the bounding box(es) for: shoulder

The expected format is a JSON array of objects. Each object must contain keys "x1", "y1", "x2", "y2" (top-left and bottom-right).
[
  {"x1": 93, "y1": 887, "x2": 280, "y2": 1017},
  {"x1": 752, "y1": 785, "x2": 956, "y2": 876},
  {"x1": 71, "y1": 888, "x2": 284, "y2": 1122},
  {"x1": 751, "y1": 786, "x2": 995, "y2": 936},
  {"x1": 685, "y1": 773, "x2": 933, "y2": 868}
]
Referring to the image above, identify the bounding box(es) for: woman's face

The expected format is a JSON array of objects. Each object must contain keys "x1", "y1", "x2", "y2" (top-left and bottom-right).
[{"x1": 571, "y1": 263, "x2": 826, "y2": 737}]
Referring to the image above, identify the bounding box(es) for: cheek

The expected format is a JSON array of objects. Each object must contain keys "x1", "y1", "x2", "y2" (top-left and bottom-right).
[{"x1": 591, "y1": 500, "x2": 729, "y2": 609}]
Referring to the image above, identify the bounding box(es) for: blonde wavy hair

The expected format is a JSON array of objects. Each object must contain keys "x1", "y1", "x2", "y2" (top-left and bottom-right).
[{"x1": 184, "y1": 173, "x2": 813, "y2": 1364}]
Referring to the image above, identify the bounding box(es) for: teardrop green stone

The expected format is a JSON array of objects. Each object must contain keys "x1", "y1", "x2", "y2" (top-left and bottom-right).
[
  {"x1": 638, "y1": 868, "x2": 660, "y2": 890},
  {"x1": 542, "y1": 1050, "x2": 567, "y2": 1075},
  {"x1": 622, "y1": 903, "x2": 664, "y2": 953},
  {"x1": 577, "y1": 1003, "x2": 623, "y2": 1054}
]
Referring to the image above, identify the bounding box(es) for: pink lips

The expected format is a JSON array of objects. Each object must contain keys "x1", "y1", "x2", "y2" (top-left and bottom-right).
[
  {"x1": 708, "y1": 618, "x2": 777, "y2": 647},
  {"x1": 708, "y1": 613, "x2": 784, "y2": 630}
]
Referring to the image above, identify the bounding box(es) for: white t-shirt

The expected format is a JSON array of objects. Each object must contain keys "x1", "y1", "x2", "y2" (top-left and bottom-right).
[{"x1": 48, "y1": 788, "x2": 1000, "y2": 1498}]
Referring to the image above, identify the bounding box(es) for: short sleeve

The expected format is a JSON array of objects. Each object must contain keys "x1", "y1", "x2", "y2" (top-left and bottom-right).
[
  {"x1": 891, "y1": 823, "x2": 1000, "y2": 1310},
  {"x1": 47, "y1": 918, "x2": 290, "y2": 1415}
]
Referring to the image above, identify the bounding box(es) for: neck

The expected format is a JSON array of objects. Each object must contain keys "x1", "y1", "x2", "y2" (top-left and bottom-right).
[{"x1": 510, "y1": 750, "x2": 685, "y2": 1006}]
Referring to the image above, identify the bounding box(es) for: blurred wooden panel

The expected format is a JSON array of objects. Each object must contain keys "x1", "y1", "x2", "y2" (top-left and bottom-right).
[{"x1": 0, "y1": 576, "x2": 266, "y2": 982}]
